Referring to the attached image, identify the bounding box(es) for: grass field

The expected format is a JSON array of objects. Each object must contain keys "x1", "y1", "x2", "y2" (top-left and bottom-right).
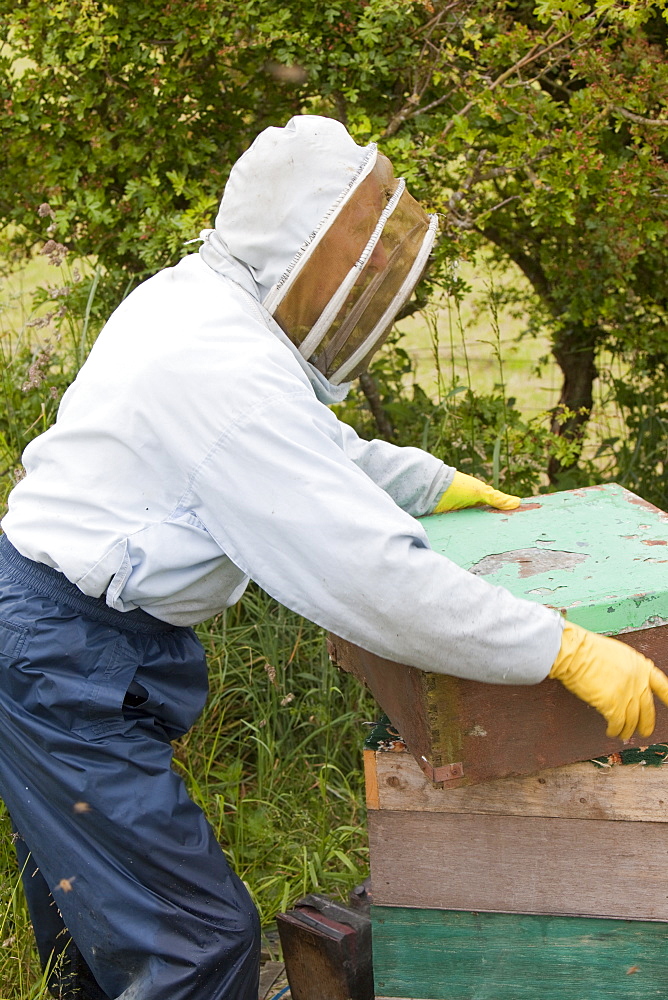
[
  {"x1": 0, "y1": 258, "x2": 51, "y2": 339},
  {"x1": 1, "y1": 250, "x2": 561, "y2": 415}
]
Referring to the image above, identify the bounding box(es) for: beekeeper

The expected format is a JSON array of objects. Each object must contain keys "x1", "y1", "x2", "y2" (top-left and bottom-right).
[{"x1": 1, "y1": 115, "x2": 667, "y2": 1000}]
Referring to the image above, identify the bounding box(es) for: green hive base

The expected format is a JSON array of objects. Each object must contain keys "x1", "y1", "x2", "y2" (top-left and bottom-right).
[{"x1": 372, "y1": 906, "x2": 668, "y2": 999}]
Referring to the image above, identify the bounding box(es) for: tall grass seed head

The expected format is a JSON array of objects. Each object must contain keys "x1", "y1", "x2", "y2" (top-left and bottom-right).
[{"x1": 40, "y1": 240, "x2": 69, "y2": 266}]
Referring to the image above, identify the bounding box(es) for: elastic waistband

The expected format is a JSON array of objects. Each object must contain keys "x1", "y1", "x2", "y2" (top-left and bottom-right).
[{"x1": 0, "y1": 534, "x2": 175, "y2": 635}]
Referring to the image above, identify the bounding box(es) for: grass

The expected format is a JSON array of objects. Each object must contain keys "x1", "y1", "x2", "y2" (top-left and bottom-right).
[
  {"x1": 174, "y1": 592, "x2": 373, "y2": 925},
  {"x1": 395, "y1": 258, "x2": 627, "y2": 479},
  {"x1": 396, "y1": 259, "x2": 560, "y2": 419}
]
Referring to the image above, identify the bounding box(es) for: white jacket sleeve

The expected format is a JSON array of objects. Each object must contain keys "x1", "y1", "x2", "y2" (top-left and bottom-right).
[
  {"x1": 336, "y1": 419, "x2": 454, "y2": 516},
  {"x1": 187, "y1": 385, "x2": 563, "y2": 685}
]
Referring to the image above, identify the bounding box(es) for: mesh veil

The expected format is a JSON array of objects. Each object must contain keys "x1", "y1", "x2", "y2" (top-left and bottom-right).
[{"x1": 270, "y1": 157, "x2": 438, "y2": 384}]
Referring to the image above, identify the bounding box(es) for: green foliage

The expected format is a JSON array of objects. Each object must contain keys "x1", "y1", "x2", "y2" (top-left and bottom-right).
[
  {"x1": 606, "y1": 366, "x2": 668, "y2": 509},
  {"x1": 183, "y1": 589, "x2": 374, "y2": 923},
  {"x1": 339, "y1": 341, "x2": 564, "y2": 497},
  {"x1": 0, "y1": 0, "x2": 427, "y2": 308}
]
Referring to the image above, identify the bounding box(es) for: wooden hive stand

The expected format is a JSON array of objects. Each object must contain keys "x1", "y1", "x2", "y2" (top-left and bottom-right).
[{"x1": 329, "y1": 485, "x2": 668, "y2": 999}]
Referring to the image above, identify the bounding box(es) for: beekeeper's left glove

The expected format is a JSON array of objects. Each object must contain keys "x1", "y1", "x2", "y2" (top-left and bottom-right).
[
  {"x1": 549, "y1": 621, "x2": 668, "y2": 740},
  {"x1": 433, "y1": 471, "x2": 520, "y2": 514}
]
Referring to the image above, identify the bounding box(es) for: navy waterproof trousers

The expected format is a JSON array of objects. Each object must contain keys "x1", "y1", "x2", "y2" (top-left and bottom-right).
[{"x1": 0, "y1": 535, "x2": 261, "y2": 999}]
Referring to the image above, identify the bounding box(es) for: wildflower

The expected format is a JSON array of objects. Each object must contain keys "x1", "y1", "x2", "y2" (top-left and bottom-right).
[
  {"x1": 22, "y1": 345, "x2": 54, "y2": 391},
  {"x1": 40, "y1": 239, "x2": 69, "y2": 266},
  {"x1": 280, "y1": 692, "x2": 295, "y2": 706},
  {"x1": 12, "y1": 467, "x2": 26, "y2": 484},
  {"x1": 264, "y1": 662, "x2": 277, "y2": 686},
  {"x1": 26, "y1": 311, "x2": 55, "y2": 329},
  {"x1": 37, "y1": 202, "x2": 55, "y2": 219}
]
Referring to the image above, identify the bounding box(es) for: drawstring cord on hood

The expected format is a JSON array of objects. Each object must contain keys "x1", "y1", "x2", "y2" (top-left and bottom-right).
[{"x1": 186, "y1": 229, "x2": 261, "y2": 302}]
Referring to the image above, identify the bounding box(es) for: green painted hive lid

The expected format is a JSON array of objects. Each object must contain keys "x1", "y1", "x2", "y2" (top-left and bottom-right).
[{"x1": 420, "y1": 483, "x2": 668, "y2": 635}]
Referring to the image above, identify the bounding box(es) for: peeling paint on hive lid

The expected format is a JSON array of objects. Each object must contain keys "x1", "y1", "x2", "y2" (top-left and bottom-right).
[{"x1": 421, "y1": 483, "x2": 668, "y2": 636}]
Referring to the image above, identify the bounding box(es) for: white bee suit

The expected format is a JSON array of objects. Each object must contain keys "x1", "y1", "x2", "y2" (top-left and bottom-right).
[{"x1": 3, "y1": 116, "x2": 563, "y2": 682}]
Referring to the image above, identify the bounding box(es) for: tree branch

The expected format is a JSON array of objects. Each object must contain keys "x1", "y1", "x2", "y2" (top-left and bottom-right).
[
  {"x1": 613, "y1": 105, "x2": 668, "y2": 126},
  {"x1": 440, "y1": 29, "x2": 575, "y2": 139},
  {"x1": 381, "y1": 88, "x2": 456, "y2": 138}
]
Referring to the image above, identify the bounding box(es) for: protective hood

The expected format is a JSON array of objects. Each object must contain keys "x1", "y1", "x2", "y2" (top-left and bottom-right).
[{"x1": 199, "y1": 115, "x2": 438, "y2": 385}]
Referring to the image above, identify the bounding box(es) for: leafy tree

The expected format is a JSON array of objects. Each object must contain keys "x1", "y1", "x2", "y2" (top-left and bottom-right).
[
  {"x1": 1, "y1": 0, "x2": 667, "y2": 495},
  {"x1": 0, "y1": 1, "x2": 429, "y2": 286},
  {"x1": 409, "y1": 1, "x2": 668, "y2": 486}
]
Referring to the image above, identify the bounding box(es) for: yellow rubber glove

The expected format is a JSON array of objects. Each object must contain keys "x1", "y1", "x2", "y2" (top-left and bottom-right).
[
  {"x1": 433, "y1": 471, "x2": 520, "y2": 514},
  {"x1": 550, "y1": 621, "x2": 668, "y2": 740}
]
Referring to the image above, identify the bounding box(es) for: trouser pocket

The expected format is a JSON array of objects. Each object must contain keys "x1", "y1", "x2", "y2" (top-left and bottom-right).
[{"x1": 0, "y1": 570, "x2": 208, "y2": 744}]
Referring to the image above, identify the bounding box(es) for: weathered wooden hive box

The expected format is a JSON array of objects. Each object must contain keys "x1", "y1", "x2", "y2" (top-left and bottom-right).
[
  {"x1": 330, "y1": 483, "x2": 668, "y2": 785},
  {"x1": 329, "y1": 484, "x2": 668, "y2": 1000}
]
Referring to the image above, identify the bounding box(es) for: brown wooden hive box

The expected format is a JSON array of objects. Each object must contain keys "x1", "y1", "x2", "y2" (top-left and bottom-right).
[
  {"x1": 365, "y1": 743, "x2": 668, "y2": 921},
  {"x1": 329, "y1": 484, "x2": 668, "y2": 787}
]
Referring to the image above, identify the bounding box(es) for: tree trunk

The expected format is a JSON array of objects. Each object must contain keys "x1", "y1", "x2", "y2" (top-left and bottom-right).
[
  {"x1": 358, "y1": 372, "x2": 394, "y2": 440},
  {"x1": 548, "y1": 324, "x2": 599, "y2": 483}
]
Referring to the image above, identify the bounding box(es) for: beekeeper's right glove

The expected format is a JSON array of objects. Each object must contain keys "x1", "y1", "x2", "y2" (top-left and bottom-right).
[{"x1": 549, "y1": 621, "x2": 668, "y2": 741}]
